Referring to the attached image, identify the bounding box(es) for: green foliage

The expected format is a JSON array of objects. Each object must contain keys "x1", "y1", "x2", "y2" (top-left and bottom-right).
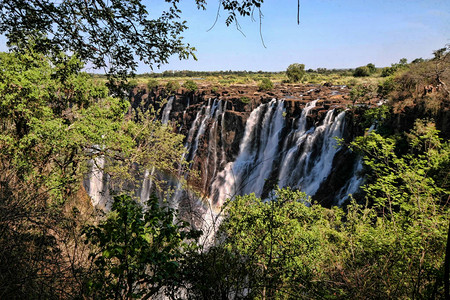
[
  {"x1": 349, "y1": 83, "x2": 376, "y2": 105},
  {"x1": 381, "y1": 58, "x2": 410, "y2": 77},
  {"x1": 258, "y1": 77, "x2": 274, "y2": 91},
  {"x1": 147, "y1": 78, "x2": 159, "y2": 91},
  {"x1": 0, "y1": 0, "x2": 266, "y2": 78},
  {"x1": 353, "y1": 66, "x2": 371, "y2": 77},
  {"x1": 240, "y1": 96, "x2": 251, "y2": 104},
  {"x1": 83, "y1": 194, "x2": 200, "y2": 299},
  {"x1": 193, "y1": 121, "x2": 449, "y2": 299},
  {"x1": 381, "y1": 66, "x2": 397, "y2": 77},
  {"x1": 378, "y1": 75, "x2": 397, "y2": 97},
  {"x1": 211, "y1": 86, "x2": 219, "y2": 94},
  {"x1": 366, "y1": 63, "x2": 376, "y2": 73},
  {"x1": 361, "y1": 105, "x2": 391, "y2": 130},
  {"x1": 0, "y1": 49, "x2": 189, "y2": 297},
  {"x1": 198, "y1": 188, "x2": 346, "y2": 298},
  {"x1": 127, "y1": 79, "x2": 139, "y2": 89},
  {"x1": 286, "y1": 63, "x2": 306, "y2": 82},
  {"x1": 165, "y1": 80, "x2": 181, "y2": 93},
  {"x1": 182, "y1": 79, "x2": 198, "y2": 92},
  {"x1": 347, "y1": 120, "x2": 449, "y2": 297}
]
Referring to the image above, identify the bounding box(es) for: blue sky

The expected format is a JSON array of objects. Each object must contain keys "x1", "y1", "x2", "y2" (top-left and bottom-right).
[
  {"x1": 143, "y1": 0, "x2": 450, "y2": 73},
  {"x1": 1, "y1": 0, "x2": 447, "y2": 73}
]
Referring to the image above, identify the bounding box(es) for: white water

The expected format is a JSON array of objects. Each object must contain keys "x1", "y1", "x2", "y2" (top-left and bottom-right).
[
  {"x1": 242, "y1": 100, "x2": 285, "y2": 196},
  {"x1": 210, "y1": 99, "x2": 348, "y2": 206},
  {"x1": 210, "y1": 101, "x2": 269, "y2": 206},
  {"x1": 85, "y1": 154, "x2": 110, "y2": 210},
  {"x1": 336, "y1": 158, "x2": 364, "y2": 205},
  {"x1": 161, "y1": 96, "x2": 174, "y2": 125},
  {"x1": 86, "y1": 96, "x2": 360, "y2": 227}
]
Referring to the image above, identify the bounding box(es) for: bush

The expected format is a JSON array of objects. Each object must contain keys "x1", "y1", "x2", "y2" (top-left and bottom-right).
[
  {"x1": 378, "y1": 76, "x2": 396, "y2": 97},
  {"x1": 286, "y1": 63, "x2": 305, "y2": 83},
  {"x1": 240, "y1": 96, "x2": 251, "y2": 104},
  {"x1": 366, "y1": 63, "x2": 376, "y2": 74},
  {"x1": 182, "y1": 79, "x2": 198, "y2": 92},
  {"x1": 350, "y1": 83, "x2": 376, "y2": 105},
  {"x1": 381, "y1": 66, "x2": 397, "y2": 77},
  {"x1": 147, "y1": 79, "x2": 159, "y2": 91},
  {"x1": 258, "y1": 78, "x2": 273, "y2": 91},
  {"x1": 165, "y1": 80, "x2": 180, "y2": 93},
  {"x1": 353, "y1": 66, "x2": 370, "y2": 77},
  {"x1": 127, "y1": 79, "x2": 139, "y2": 88}
]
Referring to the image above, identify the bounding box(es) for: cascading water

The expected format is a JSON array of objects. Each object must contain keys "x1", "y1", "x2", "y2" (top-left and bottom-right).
[
  {"x1": 85, "y1": 151, "x2": 110, "y2": 210},
  {"x1": 296, "y1": 110, "x2": 346, "y2": 196},
  {"x1": 209, "y1": 99, "x2": 348, "y2": 206},
  {"x1": 161, "y1": 96, "x2": 174, "y2": 125},
  {"x1": 336, "y1": 159, "x2": 364, "y2": 205},
  {"x1": 138, "y1": 96, "x2": 175, "y2": 204},
  {"x1": 86, "y1": 91, "x2": 364, "y2": 233}
]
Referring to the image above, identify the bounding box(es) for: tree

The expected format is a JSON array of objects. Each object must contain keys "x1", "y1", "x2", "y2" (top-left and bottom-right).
[
  {"x1": 166, "y1": 80, "x2": 181, "y2": 93},
  {"x1": 147, "y1": 79, "x2": 159, "y2": 91},
  {"x1": 83, "y1": 194, "x2": 200, "y2": 299},
  {"x1": 349, "y1": 83, "x2": 376, "y2": 106},
  {"x1": 215, "y1": 188, "x2": 344, "y2": 299},
  {"x1": 0, "y1": 0, "x2": 267, "y2": 78},
  {"x1": 346, "y1": 120, "x2": 450, "y2": 298},
  {"x1": 286, "y1": 63, "x2": 306, "y2": 82},
  {"x1": 182, "y1": 79, "x2": 198, "y2": 92},
  {"x1": 353, "y1": 66, "x2": 370, "y2": 77},
  {"x1": 0, "y1": 49, "x2": 188, "y2": 298},
  {"x1": 366, "y1": 63, "x2": 376, "y2": 74},
  {"x1": 201, "y1": 120, "x2": 449, "y2": 298},
  {"x1": 258, "y1": 77, "x2": 274, "y2": 91}
]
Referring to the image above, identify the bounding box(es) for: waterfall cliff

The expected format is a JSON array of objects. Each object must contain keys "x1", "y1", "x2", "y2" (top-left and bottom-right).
[{"x1": 85, "y1": 84, "x2": 366, "y2": 219}]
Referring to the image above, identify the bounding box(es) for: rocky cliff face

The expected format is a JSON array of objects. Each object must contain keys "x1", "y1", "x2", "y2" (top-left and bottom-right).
[{"x1": 128, "y1": 83, "x2": 368, "y2": 210}]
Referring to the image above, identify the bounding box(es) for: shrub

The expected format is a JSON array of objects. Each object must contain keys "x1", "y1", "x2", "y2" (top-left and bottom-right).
[
  {"x1": 353, "y1": 66, "x2": 370, "y2": 77},
  {"x1": 286, "y1": 63, "x2": 305, "y2": 82},
  {"x1": 182, "y1": 79, "x2": 198, "y2": 92},
  {"x1": 147, "y1": 79, "x2": 159, "y2": 91},
  {"x1": 378, "y1": 76, "x2": 396, "y2": 97},
  {"x1": 258, "y1": 78, "x2": 274, "y2": 91},
  {"x1": 381, "y1": 66, "x2": 397, "y2": 77},
  {"x1": 240, "y1": 96, "x2": 251, "y2": 104},
  {"x1": 366, "y1": 63, "x2": 376, "y2": 74},
  {"x1": 350, "y1": 83, "x2": 376, "y2": 105},
  {"x1": 128, "y1": 79, "x2": 139, "y2": 88},
  {"x1": 165, "y1": 80, "x2": 180, "y2": 93}
]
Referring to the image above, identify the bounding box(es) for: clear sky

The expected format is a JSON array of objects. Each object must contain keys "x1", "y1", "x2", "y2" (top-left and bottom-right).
[
  {"x1": 1, "y1": 0, "x2": 447, "y2": 73},
  {"x1": 141, "y1": 0, "x2": 450, "y2": 73}
]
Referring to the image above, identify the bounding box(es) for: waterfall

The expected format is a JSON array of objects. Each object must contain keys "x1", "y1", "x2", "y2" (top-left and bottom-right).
[
  {"x1": 86, "y1": 92, "x2": 363, "y2": 219},
  {"x1": 139, "y1": 96, "x2": 174, "y2": 203},
  {"x1": 242, "y1": 100, "x2": 285, "y2": 196},
  {"x1": 161, "y1": 96, "x2": 174, "y2": 125},
  {"x1": 85, "y1": 154, "x2": 110, "y2": 210},
  {"x1": 210, "y1": 101, "x2": 269, "y2": 206},
  {"x1": 210, "y1": 99, "x2": 348, "y2": 206},
  {"x1": 277, "y1": 100, "x2": 317, "y2": 187},
  {"x1": 298, "y1": 110, "x2": 346, "y2": 196},
  {"x1": 336, "y1": 158, "x2": 364, "y2": 205},
  {"x1": 204, "y1": 100, "x2": 224, "y2": 189}
]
